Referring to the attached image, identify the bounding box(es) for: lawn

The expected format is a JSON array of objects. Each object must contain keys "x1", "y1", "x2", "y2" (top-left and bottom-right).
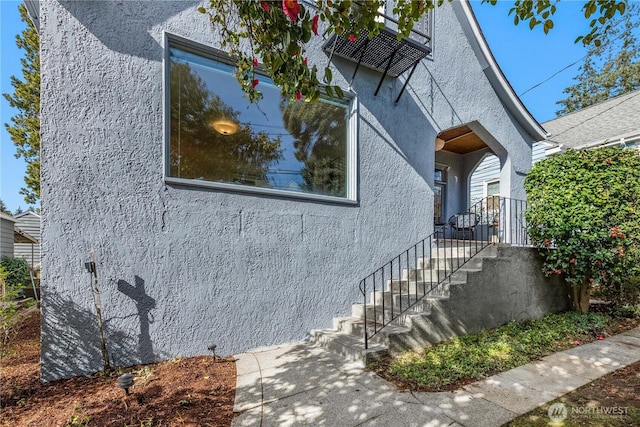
[{"x1": 368, "y1": 310, "x2": 640, "y2": 392}]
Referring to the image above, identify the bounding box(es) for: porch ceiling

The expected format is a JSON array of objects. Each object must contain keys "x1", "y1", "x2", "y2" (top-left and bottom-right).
[{"x1": 438, "y1": 125, "x2": 488, "y2": 154}]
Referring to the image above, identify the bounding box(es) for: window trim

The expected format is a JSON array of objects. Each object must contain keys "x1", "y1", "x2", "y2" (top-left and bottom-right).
[
  {"x1": 162, "y1": 32, "x2": 359, "y2": 205},
  {"x1": 483, "y1": 178, "x2": 500, "y2": 198}
]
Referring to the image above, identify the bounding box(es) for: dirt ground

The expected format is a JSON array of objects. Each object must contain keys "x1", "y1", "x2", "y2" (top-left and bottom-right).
[{"x1": 0, "y1": 311, "x2": 236, "y2": 427}]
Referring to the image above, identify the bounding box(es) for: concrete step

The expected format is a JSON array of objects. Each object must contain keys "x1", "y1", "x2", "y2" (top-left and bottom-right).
[
  {"x1": 431, "y1": 242, "x2": 497, "y2": 259},
  {"x1": 370, "y1": 289, "x2": 447, "y2": 309},
  {"x1": 309, "y1": 328, "x2": 388, "y2": 363},
  {"x1": 401, "y1": 267, "x2": 481, "y2": 282},
  {"x1": 416, "y1": 254, "x2": 490, "y2": 272},
  {"x1": 387, "y1": 272, "x2": 466, "y2": 293},
  {"x1": 350, "y1": 303, "x2": 430, "y2": 325},
  {"x1": 311, "y1": 240, "x2": 501, "y2": 363}
]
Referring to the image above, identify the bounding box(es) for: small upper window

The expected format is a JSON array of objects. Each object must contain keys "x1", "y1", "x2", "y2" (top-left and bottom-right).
[{"x1": 166, "y1": 38, "x2": 355, "y2": 201}]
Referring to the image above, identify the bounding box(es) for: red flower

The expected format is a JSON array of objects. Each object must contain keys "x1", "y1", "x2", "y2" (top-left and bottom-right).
[
  {"x1": 261, "y1": 1, "x2": 270, "y2": 12},
  {"x1": 253, "y1": 58, "x2": 259, "y2": 67},
  {"x1": 252, "y1": 78, "x2": 259, "y2": 88},
  {"x1": 619, "y1": 233, "x2": 625, "y2": 239},
  {"x1": 589, "y1": 278, "x2": 594, "y2": 283},
  {"x1": 570, "y1": 258, "x2": 576, "y2": 263},
  {"x1": 303, "y1": 57, "x2": 307, "y2": 65},
  {"x1": 556, "y1": 269, "x2": 562, "y2": 275},
  {"x1": 348, "y1": 34, "x2": 357, "y2": 42},
  {"x1": 573, "y1": 340, "x2": 580, "y2": 346},
  {"x1": 312, "y1": 14, "x2": 319, "y2": 36},
  {"x1": 597, "y1": 335, "x2": 604, "y2": 340},
  {"x1": 296, "y1": 91, "x2": 302, "y2": 101},
  {"x1": 282, "y1": 0, "x2": 300, "y2": 21},
  {"x1": 605, "y1": 158, "x2": 611, "y2": 164},
  {"x1": 544, "y1": 239, "x2": 551, "y2": 247}
]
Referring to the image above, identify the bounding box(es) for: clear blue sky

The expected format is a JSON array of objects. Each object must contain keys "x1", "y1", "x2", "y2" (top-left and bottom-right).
[{"x1": 0, "y1": 1, "x2": 630, "y2": 213}]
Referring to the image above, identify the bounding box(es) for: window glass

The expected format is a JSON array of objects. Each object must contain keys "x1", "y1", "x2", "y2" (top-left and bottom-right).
[
  {"x1": 168, "y1": 46, "x2": 351, "y2": 199},
  {"x1": 486, "y1": 180, "x2": 500, "y2": 196}
]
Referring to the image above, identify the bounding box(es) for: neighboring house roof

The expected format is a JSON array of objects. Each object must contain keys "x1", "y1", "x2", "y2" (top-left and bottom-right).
[
  {"x1": 14, "y1": 226, "x2": 38, "y2": 244},
  {"x1": 457, "y1": 1, "x2": 548, "y2": 142},
  {"x1": 14, "y1": 211, "x2": 41, "y2": 221},
  {"x1": 542, "y1": 90, "x2": 640, "y2": 150},
  {"x1": 0, "y1": 213, "x2": 37, "y2": 244},
  {"x1": 24, "y1": 0, "x2": 40, "y2": 32},
  {"x1": 0, "y1": 213, "x2": 17, "y2": 223}
]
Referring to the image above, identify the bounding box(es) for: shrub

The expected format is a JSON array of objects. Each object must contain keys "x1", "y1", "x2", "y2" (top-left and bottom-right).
[
  {"x1": 0, "y1": 256, "x2": 30, "y2": 291},
  {"x1": 525, "y1": 147, "x2": 640, "y2": 312}
]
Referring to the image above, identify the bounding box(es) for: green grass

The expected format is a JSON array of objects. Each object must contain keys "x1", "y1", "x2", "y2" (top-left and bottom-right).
[{"x1": 372, "y1": 312, "x2": 611, "y2": 390}]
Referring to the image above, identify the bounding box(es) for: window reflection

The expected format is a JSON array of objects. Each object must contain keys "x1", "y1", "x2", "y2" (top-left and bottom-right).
[{"x1": 169, "y1": 47, "x2": 350, "y2": 198}]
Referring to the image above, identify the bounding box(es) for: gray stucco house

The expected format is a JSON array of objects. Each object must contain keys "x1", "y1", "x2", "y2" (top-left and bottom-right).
[
  {"x1": 35, "y1": 0, "x2": 547, "y2": 380},
  {"x1": 470, "y1": 89, "x2": 640, "y2": 204}
]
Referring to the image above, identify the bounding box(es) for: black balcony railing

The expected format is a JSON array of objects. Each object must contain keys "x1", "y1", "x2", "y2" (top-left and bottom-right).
[{"x1": 359, "y1": 197, "x2": 530, "y2": 349}]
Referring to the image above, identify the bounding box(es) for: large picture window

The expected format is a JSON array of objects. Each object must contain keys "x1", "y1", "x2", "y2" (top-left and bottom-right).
[{"x1": 165, "y1": 37, "x2": 355, "y2": 201}]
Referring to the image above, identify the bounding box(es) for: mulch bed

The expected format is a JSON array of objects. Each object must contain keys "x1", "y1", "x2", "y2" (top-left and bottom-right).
[{"x1": 0, "y1": 311, "x2": 237, "y2": 427}]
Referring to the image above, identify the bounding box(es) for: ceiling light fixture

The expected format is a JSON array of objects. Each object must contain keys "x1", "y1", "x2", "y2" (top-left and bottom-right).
[{"x1": 211, "y1": 118, "x2": 239, "y2": 136}]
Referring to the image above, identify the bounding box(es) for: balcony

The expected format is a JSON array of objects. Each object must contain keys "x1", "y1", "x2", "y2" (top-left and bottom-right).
[{"x1": 322, "y1": 8, "x2": 432, "y2": 101}]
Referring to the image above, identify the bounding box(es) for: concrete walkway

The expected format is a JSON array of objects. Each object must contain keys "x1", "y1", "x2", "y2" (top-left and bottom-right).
[{"x1": 232, "y1": 327, "x2": 640, "y2": 426}]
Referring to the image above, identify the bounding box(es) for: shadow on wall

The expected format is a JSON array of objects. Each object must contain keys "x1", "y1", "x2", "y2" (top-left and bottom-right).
[
  {"x1": 41, "y1": 278, "x2": 166, "y2": 382},
  {"x1": 58, "y1": 0, "x2": 199, "y2": 61},
  {"x1": 117, "y1": 276, "x2": 156, "y2": 365}
]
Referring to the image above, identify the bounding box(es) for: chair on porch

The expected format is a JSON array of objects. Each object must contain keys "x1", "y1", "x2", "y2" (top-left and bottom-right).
[{"x1": 448, "y1": 213, "x2": 480, "y2": 240}]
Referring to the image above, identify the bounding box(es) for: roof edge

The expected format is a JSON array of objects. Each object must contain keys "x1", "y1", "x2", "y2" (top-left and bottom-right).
[
  {"x1": 23, "y1": 0, "x2": 40, "y2": 33},
  {"x1": 0, "y1": 213, "x2": 17, "y2": 223},
  {"x1": 454, "y1": 0, "x2": 548, "y2": 142},
  {"x1": 14, "y1": 210, "x2": 41, "y2": 219}
]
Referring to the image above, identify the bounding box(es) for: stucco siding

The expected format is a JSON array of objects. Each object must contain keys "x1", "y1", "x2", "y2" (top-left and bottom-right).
[{"x1": 39, "y1": 1, "x2": 537, "y2": 380}]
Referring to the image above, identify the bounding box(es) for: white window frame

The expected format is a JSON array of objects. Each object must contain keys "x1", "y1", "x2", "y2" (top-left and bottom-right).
[
  {"x1": 483, "y1": 178, "x2": 500, "y2": 198},
  {"x1": 162, "y1": 32, "x2": 359, "y2": 205}
]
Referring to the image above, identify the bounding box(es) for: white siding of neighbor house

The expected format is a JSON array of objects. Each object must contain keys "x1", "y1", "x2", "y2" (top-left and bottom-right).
[
  {"x1": 532, "y1": 142, "x2": 548, "y2": 164},
  {"x1": 14, "y1": 212, "x2": 41, "y2": 267},
  {"x1": 0, "y1": 215, "x2": 16, "y2": 259},
  {"x1": 469, "y1": 142, "x2": 549, "y2": 205},
  {"x1": 469, "y1": 154, "x2": 499, "y2": 205}
]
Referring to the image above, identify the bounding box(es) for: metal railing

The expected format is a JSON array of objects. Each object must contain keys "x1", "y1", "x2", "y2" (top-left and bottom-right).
[{"x1": 359, "y1": 197, "x2": 530, "y2": 349}]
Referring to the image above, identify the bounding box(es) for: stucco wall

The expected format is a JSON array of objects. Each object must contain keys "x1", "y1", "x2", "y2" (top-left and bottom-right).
[{"x1": 40, "y1": 1, "x2": 536, "y2": 380}]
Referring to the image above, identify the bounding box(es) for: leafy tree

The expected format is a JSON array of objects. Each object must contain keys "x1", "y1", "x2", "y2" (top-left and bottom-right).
[
  {"x1": 525, "y1": 147, "x2": 640, "y2": 312},
  {"x1": 169, "y1": 62, "x2": 282, "y2": 184},
  {"x1": 201, "y1": 0, "x2": 628, "y2": 102},
  {"x1": 556, "y1": 2, "x2": 640, "y2": 115},
  {"x1": 0, "y1": 200, "x2": 11, "y2": 215},
  {"x1": 3, "y1": 4, "x2": 40, "y2": 206},
  {"x1": 280, "y1": 98, "x2": 347, "y2": 196}
]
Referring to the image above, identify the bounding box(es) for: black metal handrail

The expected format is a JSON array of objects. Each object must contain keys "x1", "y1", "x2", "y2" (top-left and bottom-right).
[{"x1": 360, "y1": 197, "x2": 530, "y2": 349}]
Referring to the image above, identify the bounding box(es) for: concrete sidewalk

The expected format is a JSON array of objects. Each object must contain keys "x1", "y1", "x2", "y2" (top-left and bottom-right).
[{"x1": 232, "y1": 328, "x2": 640, "y2": 426}]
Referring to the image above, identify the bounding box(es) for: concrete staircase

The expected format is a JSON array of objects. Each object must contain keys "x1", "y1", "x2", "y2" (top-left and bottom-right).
[{"x1": 310, "y1": 242, "x2": 499, "y2": 363}]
